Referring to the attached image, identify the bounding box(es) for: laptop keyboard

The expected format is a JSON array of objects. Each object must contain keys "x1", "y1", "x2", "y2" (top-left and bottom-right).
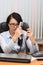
[{"x1": 32, "y1": 51, "x2": 43, "y2": 57}]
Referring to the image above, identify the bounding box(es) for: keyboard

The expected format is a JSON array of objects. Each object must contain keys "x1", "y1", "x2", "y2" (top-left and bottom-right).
[
  {"x1": 0, "y1": 53, "x2": 31, "y2": 63},
  {"x1": 32, "y1": 51, "x2": 43, "y2": 60}
]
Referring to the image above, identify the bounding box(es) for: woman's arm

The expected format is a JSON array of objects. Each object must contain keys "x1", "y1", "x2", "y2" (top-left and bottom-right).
[
  {"x1": 26, "y1": 28, "x2": 39, "y2": 53},
  {"x1": 26, "y1": 38, "x2": 39, "y2": 54},
  {"x1": 0, "y1": 35, "x2": 20, "y2": 53}
]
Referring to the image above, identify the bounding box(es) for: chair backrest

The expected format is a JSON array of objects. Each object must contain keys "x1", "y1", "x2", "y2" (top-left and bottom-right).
[
  {"x1": 0, "y1": 22, "x2": 29, "y2": 33},
  {"x1": 0, "y1": 47, "x2": 4, "y2": 53},
  {"x1": 0, "y1": 22, "x2": 8, "y2": 33}
]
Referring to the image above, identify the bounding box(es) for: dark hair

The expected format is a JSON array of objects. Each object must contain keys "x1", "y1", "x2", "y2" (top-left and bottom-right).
[{"x1": 6, "y1": 12, "x2": 23, "y2": 29}]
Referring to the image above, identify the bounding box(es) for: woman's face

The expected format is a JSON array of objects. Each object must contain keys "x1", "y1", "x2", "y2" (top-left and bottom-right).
[{"x1": 8, "y1": 18, "x2": 19, "y2": 33}]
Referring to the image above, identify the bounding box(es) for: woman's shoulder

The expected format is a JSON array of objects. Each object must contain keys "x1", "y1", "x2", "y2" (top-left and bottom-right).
[{"x1": 0, "y1": 31, "x2": 9, "y2": 36}]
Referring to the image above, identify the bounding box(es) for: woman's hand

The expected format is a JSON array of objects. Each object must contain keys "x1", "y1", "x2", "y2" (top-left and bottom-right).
[
  {"x1": 26, "y1": 28, "x2": 36, "y2": 45},
  {"x1": 12, "y1": 26, "x2": 22, "y2": 42}
]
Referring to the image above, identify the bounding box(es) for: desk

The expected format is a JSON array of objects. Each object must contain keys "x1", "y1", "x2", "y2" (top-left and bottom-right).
[
  {"x1": 36, "y1": 39, "x2": 43, "y2": 51},
  {"x1": 38, "y1": 44, "x2": 43, "y2": 51},
  {"x1": 0, "y1": 60, "x2": 43, "y2": 65}
]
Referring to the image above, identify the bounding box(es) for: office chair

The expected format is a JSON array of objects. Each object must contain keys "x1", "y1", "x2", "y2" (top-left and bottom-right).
[
  {"x1": 0, "y1": 22, "x2": 29, "y2": 32},
  {"x1": 0, "y1": 22, "x2": 8, "y2": 33}
]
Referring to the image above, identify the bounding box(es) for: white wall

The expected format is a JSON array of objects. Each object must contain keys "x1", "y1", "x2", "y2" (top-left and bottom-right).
[
  {"x1": 0, "y1": 0, "x2": 43, "y2": 39},
  {"x1": 0, "y1": 0, "x2": 30, "y2": 22}
]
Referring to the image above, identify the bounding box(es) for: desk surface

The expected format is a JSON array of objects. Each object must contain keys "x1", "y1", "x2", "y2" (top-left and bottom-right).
[{"x1": 0, "y1": 60, "x2": 43, "y2": 65}]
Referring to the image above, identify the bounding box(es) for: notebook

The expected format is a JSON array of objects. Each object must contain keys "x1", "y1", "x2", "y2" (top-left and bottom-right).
[{"x1": 0, "y1": 53, "x2": 31, "y2": 63}]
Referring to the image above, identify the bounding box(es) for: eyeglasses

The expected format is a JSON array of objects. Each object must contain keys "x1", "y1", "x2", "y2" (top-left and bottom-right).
[{"x1": 9, "y1": 23, "x2": 18, "y2": 26}]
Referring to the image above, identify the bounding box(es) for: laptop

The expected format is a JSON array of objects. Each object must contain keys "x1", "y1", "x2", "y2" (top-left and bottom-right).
[
  {"x1": 32, "y1": 51, "x2": 43, "y2": 60},
  {"x1": 0, "y1": 53, "x2": 31, "y2": 63}
]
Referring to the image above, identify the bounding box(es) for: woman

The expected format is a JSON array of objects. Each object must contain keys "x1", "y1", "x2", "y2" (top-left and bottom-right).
[{"x1": 0, "y1": 12, "x2": 39, "y2": 54}]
